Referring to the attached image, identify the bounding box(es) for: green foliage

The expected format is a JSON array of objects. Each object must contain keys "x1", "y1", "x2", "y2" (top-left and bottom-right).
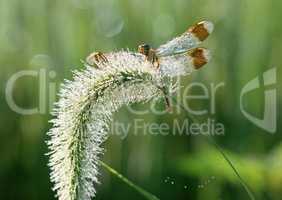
[{"x1": 0, "y1": 0, "x2": 281, "y2": 200}]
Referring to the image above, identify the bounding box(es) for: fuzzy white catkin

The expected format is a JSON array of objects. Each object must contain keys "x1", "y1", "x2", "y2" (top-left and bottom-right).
[{"x1": 47, "y1": 50, "x2": 196, "y2": 200}]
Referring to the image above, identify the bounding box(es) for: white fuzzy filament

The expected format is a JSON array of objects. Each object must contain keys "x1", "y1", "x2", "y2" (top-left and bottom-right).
[{"x1": 47, "y1": 50, "x2": 196, "y2": 200}]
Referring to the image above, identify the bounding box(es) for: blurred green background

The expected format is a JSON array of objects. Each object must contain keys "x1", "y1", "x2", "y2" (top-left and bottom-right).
[{"x1": 0, "y1": 0, "x2": 281, "y2": 199}]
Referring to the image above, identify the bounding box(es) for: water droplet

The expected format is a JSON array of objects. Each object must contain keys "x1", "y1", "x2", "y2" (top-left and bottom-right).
[
  {"x1": 198, "y1": 184, "x2": 204, "y2": 189},
  {"x1": 184, "y1": 185, "x2": 188, "y2": 189},
  {"x1": 30, "y1": 54, "x2": 53, "y2": 68},
  {"x1": 94, "y1": 8, "x2": 124, "y2": 38},
  {"x1": 171, "y1": 181, "x2": 174, "y2": 185},
  {"x1": 49, "y1": 70, "x2": 57, "y2": 79},
  {"x1": 164, "y1": 176, "x2": 171, "y2": 183}
]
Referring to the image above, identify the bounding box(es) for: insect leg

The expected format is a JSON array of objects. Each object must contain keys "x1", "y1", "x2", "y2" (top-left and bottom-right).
[
  {"x1": 164, "y1": 95, "x2": 172, "y2": 113},
  {"x1": 158, "y1": 85, "x2": 172, "y2": 113},
  {"x1": 153, "y1": 54, "x2": 160, "y2": 69}
]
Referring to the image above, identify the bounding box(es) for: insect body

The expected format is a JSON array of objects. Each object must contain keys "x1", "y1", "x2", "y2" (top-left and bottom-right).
[
  {"x1": 138, "y1": 44, "x2": 159, "y2": 68},
  {"x1": 86, "y1": 51, "x2": 108, "y2": 68}
]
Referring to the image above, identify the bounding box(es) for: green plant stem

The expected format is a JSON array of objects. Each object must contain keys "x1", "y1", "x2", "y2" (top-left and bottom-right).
[
  {"x1": 170, "y1": 96, "x2": 256, "y2": 200},
  {"x1": 99, "y1": 96, "x2": 255, "y2": 200},
  {"x1": 99, "y1": 161, "x2": 160, "y2": 200}
]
